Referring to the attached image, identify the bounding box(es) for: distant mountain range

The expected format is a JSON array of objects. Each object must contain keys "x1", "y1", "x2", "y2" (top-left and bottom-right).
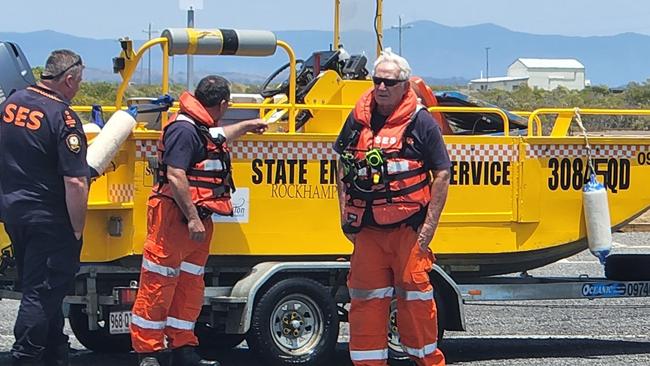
[{"x1": 2, "y1": 21, "x2": 650, "y2": 86}]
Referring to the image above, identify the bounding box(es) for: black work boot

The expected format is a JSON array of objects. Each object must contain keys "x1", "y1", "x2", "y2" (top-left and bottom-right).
[
  {"x1": 138, "y1": 353, "x2": 162, "y2": 366},
  {"x1": 43, "y1": 343, "x2": 70, "y2": 366},
  {"x1": 171, "y1": 346, "x2": 220, "y2": 366}
]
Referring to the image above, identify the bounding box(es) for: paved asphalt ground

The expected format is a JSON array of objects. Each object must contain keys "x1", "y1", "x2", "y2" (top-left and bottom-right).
[{"x1": 1, "y1": 232, "x2": 650, "y2": 365}]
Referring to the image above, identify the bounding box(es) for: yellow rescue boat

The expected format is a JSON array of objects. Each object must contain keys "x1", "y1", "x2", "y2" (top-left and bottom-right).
[
  {"x1": 2, "y1": 0, "x2": 650, "y2": 282},
  {"x1": 59, "y1": 32, "x2": 650, "y2": 279}
]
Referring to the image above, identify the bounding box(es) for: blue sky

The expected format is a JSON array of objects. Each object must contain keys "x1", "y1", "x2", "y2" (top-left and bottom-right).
[{"x1": 2, "y1": 0, "x2": 650, "y2": 39}]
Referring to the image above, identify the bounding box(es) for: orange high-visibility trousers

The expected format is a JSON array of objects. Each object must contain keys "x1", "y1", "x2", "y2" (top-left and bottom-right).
[
  {"x1": 348, "y1": 226, "x2": 445, "y2": 366},
  {"x1": 130, "y1": 197, "x2": 213, "y2": 353}
]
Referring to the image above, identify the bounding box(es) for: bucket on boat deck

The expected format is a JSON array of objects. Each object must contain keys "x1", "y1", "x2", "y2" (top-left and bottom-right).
[{"x1": 583, "y1": 174, "x2": 612, "y2": 264}]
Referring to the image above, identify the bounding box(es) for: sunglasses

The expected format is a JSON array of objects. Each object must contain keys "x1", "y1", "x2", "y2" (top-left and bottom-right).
[
  {"x1": 372, "y1": 76, "x2": 406, "y2": 87},
  {"x1": 41, "y1": 58, "x2": 83, "y2": 80}
]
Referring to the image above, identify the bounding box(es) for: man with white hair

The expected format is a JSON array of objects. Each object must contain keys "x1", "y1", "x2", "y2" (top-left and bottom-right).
[{"x1": 334, "y1": 48, "x2": 450, "y2": 366}]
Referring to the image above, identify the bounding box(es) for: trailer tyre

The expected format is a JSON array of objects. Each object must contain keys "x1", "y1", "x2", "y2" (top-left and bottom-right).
[
  {"x1": 387, "y1": 292, "x2": 446, "y2": 362},
  {"x1": 247, "y1": 278, "x2": 339, "y2": 365},
  {"x1": 68, "y1": 304, "x2": 132, "y2": 353}
]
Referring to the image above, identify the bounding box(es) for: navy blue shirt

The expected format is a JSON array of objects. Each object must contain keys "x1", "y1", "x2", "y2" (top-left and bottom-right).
[
  {"x1": 162, "y1": 120, "x2": 206, "y2": 171},
  {"x1": 334, "y1": 108, "x2": 451, "y2": 173},
  {"x1": 0, "y1": 85, "x2": 89, "y2": 225}
]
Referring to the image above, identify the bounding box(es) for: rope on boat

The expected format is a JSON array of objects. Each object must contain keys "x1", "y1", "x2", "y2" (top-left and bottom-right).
[{"x1": 574, "y1": 107, "x2": 596, "y2": 175}]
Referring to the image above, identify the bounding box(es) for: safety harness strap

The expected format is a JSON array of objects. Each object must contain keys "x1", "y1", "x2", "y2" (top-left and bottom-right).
[
  {"x1": 186, "y1": 169, "x2": 229, "y2": 178},
  {"x1": 347, "y1": 176, "x2": 430, "y2": 201},
  {"x1": 381, "y1": 166, "x2": 426, "y2": 182}
]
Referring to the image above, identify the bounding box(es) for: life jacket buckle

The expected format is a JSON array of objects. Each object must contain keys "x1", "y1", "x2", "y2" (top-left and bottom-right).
[
  {"x1": 340, "y1": 153, "x2": 361, "y2": 184},
  {"x1": 148, "y1": 157, "x2": 168, "y2": 184},
  {"x1": 372, "y1": 172, "x2": 381, "y2": 184}
]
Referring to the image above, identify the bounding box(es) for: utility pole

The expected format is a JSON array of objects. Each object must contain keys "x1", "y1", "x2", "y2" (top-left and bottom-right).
[
  {"x1": 139, "y1": 54, "x2": 145, "y2": 84},
  {"x1": 171, "y1": 57, "x2": 175, "y2": 85},
  {"x1": 485, "y1": 47, "x2": 491, "y2": 84},
  {"x1": 179, "y1": 0, "x2": 203, "y2": 90},
  {"x1": 391, "y1": 15, "x2": 412, "y2": 56},
  {"x1": 187, "y1": 7, "x2": 195, "y2": 90},
  {"x1": 142, "y1": 23, "x2": 159, "y2": 85}
]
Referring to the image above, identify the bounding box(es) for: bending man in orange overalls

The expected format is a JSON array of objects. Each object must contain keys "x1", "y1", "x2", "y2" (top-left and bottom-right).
[
  {"x1": 130, "y1": 75, "x2": 268, "y2": 366},
  {"x1": 334, "y1": 49, "x2": 450, "y2": 366}
]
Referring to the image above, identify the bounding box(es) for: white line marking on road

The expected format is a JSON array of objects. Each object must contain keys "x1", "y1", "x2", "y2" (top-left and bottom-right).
[
  {"x1": 612, "y1": 241, "x2": 650, "y2": 249},
  {"x1": 556, "y1": 259, "x2": 598, "y2": 264},
  {"x1": 613, "y1": 245, "x2": 650, "y2": 249},
  {"x1": 447, "y1": 335, "x2": 650, "y2": 340}
]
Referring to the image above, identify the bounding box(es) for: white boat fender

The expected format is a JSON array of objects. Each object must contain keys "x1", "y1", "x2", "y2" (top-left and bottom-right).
[
  {"x1": 82, "y1": 123, "x2": 102, "y2": 134},
  {"x1": 86, "y1": 109, "x2": 137, "y2": 177},
  {"x1": 583, "y1": 173, "x2": 612, "y2": 265}
]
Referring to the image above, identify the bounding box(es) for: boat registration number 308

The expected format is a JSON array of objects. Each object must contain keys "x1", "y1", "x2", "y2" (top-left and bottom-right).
[
  {"x1": 109, "y1": 311, "x2": 132, "y2": 334},
  {"x1": 582, "y1": 282, "x2": 650, "y2": 298},
  {"x1": 548, "y1": 157, "x2": 630, "y2": 193}
]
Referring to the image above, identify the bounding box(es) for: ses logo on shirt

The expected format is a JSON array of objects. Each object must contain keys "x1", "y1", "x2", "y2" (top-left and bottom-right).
[
  {"x1": 213, "y1": 188, "x2": 249, "y2": 223},
  {"x1": 2, "y1": 104, "x2": 43, "y2": 131},
  {"x1": 373, "y1": 135, "x2": 398, "y2": 148}
]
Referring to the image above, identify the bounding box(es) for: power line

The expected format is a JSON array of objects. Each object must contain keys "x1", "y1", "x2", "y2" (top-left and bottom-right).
[
  {"x1": 391, "y1": 15, "x2": 412, "y2": 56},
  {"x1": 142, "y1": 23, "x2": 159, "y2": 85},
  {"x1": 187, "y1": 7, "x2": 195, "y2": 91},
  {"x1": 485, "y1": 47, "x2": 491, "y2": 84}
]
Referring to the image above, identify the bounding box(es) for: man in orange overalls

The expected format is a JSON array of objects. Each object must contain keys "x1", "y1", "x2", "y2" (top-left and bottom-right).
[
  {"x1": 334, "y1": 49, "x2": 450, "y2": 366},
  {"x1": 130, "y1": 75, "x2": 267, "y2": 366}
]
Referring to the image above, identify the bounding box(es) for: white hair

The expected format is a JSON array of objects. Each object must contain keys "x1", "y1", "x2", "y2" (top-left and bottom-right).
[{"x1": 373, "y1": 48, "x2": 412, "y2": 80}]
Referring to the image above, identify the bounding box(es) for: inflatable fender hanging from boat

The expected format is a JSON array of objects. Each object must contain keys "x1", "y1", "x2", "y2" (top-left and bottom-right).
[
  {"x1": 86, "y1": 110, "x2": 137, "y2": 177},
  {"x1": 583, "y1": 173, "x2": 612, "y2": 264}
]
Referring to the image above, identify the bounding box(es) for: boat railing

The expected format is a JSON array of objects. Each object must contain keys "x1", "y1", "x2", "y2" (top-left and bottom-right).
[
  {"x1": 427, "y1": 106, "x2": 512, "y2": 137},
  {"x1": 527, "y1": 108, "x2": 650, "y2": 137}
]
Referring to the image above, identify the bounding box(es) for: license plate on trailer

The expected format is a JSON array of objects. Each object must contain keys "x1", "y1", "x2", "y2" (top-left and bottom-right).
[{"x1": 109, "y1": 311, "x2": 132, "y2": 334}]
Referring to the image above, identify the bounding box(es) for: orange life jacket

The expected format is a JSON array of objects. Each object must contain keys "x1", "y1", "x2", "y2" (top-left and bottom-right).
[
  {"x1": 409, "y1": 76, "x2": 454, "y2": 135},
  {"x1": 152, "y1": 92, "x2": 233, "y2": 217},
  {"x1": 340, "y1": 88, "x2": 432, "y2": 232}
]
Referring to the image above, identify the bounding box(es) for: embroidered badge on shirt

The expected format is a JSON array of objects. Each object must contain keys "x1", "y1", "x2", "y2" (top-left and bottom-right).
[{"x1": 66, "y1": 134, "x2": 81, "y2": 153}]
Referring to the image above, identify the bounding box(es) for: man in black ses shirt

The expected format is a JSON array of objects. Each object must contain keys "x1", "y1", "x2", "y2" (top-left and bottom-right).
[{"x1": 0, "y1": 49, "x2": 89, "y2": 366}]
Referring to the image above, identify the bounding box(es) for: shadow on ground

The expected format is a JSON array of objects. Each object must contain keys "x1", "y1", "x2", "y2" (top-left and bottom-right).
[
  {"x1": 1, "y1": 338, "x2": 649, "y2": 365},
  {"x1": 443, "y1": 337, "x2": 650, "y2": 364}
]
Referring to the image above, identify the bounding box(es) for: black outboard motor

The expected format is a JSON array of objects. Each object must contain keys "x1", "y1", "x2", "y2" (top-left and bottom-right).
[{"x1": 0, "y1": 41, "x2": 36, "y2": 104}]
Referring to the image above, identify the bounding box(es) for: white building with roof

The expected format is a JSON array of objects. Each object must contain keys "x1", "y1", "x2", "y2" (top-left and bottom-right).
[
  {"x1": 507, "y1": 58, "x2": 586, "y2": 91},
  {"x1": 468, "y1": 75, "x2": 529, "y2": 92}
]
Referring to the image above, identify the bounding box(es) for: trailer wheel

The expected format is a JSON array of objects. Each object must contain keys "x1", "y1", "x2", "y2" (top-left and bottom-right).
[
  {"x1": 247, "y1": 278, "x2": 339, "y2": 365},
  {"x1": 68, "y1": 304, "x2": 132, "y2": 353},
  {"x1": 387, "y1": 299, "x2": 409, "y2": 362},
  {"x1": 387, "y1": 292, "x2": 446, "y2": 362}
]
